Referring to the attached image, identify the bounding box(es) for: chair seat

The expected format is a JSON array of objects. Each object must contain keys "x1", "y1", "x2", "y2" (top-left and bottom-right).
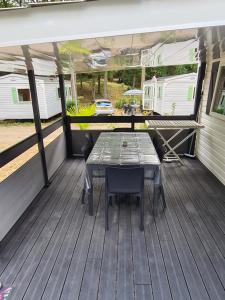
[{"x1": 144, "y1": 169, "x2": 155, "y2": 180}]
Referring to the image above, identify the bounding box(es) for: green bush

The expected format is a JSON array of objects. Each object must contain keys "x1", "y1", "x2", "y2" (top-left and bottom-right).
[
  {"x1": 213, "y1": 107, "x2": 224, "y2": 115},
  {"x1": 66, "y1": 100, "x2": 75, "y2": 110},
  {"x1": 67, "y1": 104, "x2": 96, "y2": 130},
  {"x1": 115, "y1": 98, "x2": 128, "y2": 109}
]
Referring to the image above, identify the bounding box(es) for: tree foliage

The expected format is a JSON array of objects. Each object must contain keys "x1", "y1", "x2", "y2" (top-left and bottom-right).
[{"x1": 113, "y1": 64, "x2": 197, "y2": 88}]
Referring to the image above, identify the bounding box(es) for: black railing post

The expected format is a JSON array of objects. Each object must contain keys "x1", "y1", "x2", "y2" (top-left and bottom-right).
[
  {"x1": 58, "y1": 74, "x2": 72, "y2": 157},
  {"x1": 28, "y1": 69, "x2": 50, "y2": 187},
  {"x1": 22, "y1": 45, "x2": 50, "y2": 187},
  {"x1": 131, "y1": 115, "x2": 135, "y2": 131}
]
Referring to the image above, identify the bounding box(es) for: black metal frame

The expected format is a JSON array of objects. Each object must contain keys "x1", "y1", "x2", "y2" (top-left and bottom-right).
[
  {"x1": 27, "y1": 69, "x2": 50, "y2": 187},
  {"x1": 58, "y1": 74, "x2": 72, "y2": 157},
  {"x1": 68, "y1": 114, "x2": 195, "y2": 126}
]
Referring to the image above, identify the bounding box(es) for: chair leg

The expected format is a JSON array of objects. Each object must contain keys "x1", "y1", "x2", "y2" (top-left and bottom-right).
[
  {"x1": 160, "y1": 184, "x2": 166, "y2": 210},
  {"x1": 109, "y1": 195, "x2": 113, "y2": 206},
  {"x1": 81, "y1": 188, "x2": 86, "y2": 204},
  {"x1": 140, "y1": 194, "x2": 144, "y2": 231}
]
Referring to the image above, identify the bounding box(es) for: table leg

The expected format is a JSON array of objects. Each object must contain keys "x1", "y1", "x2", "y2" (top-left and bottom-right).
[{"x1": 88, "y1": 188, "x2": 93, "y2": 216}]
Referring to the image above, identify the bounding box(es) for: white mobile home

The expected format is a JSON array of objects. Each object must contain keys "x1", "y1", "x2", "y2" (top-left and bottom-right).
[
  {"x1": 0, "y1": 74, "x2": 71, "y2": 120},
  {"x1": 142, "y1": 73, "x2": 197, "y2": 115}
]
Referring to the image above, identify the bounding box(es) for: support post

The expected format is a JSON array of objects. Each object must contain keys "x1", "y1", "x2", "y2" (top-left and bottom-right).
[
  {"x1": 141, "y1": 66, "x2": 146, "y2": 90},
  {"x1": 58, "y1": 74, "x2": 73, "y2": 157},
  {"x1": 131, "y1": 115, "x2": 135, "y2": 131},
  {"x1": 28, "y1": 69, "x2": 50, "y2": 187},
  {"x1": 104, "y1": 71, "x2": 108, "y2": 98}
]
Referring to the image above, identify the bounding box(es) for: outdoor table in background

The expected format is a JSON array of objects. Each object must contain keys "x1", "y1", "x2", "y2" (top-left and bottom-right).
[{"x1": 86, "y1": 132, "x2": 161, "y2": 216}]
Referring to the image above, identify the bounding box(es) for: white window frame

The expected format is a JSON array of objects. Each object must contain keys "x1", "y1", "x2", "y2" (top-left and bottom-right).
[
  {"x1": 210, "y1": 61, "x2": 225, "y2": 121},
  {"x1": 17, "y1": 88, "x2": 31, "y2": 103}
]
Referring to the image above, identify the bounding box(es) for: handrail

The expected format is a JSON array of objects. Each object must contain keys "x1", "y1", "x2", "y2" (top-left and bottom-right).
[
  {"x1": 68, "y1": 115, "x2": 195, "y2": 124},
  {"x1": 0, "y1": 118, "x2": 63, "y2": 168}
]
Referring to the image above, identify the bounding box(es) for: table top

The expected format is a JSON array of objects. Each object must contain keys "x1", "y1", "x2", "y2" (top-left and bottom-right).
[
  {"x1": 147, "y1": 120, "x2": 204, "y2": 129},
  {"x1": 87, "y1": 132, "x2": 160, "y2": 167}
]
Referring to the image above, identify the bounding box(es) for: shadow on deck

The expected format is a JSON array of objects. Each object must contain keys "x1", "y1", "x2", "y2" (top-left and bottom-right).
[{"x1": 0, "y1": 158, "x2": 225, "y2": 300}]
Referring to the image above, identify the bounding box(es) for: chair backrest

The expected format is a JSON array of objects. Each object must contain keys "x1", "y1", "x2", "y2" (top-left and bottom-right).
[
  {"x1": 81, "y1": 133, "x2": 94, "y2": 161},
  {"x1": 81, "y1": 144, "x2": 92, "y2": 161},
  {"x1": 113, "y1": 128, "x2": 133, "y2": 132},
  {"x1": 106, "y1": 166, "x2": 144, "y2": 194},
  {"x1": 152, "y1": 135, "x2": 166, "y2": 162},
  {"x1": 85, "y1": 133, "x2": 94, "y2": 149}
]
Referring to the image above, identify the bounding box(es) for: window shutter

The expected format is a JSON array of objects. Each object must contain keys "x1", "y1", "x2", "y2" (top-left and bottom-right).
[
  {"x1": 206, "y1": 61, "x2": 220, "y2": 115},
  {"x1": 187, "y1": 86, "x2": 194, "y2": 101},
  {"x1": 11, "y1": 87, "x2": 18, "y2": 104}
]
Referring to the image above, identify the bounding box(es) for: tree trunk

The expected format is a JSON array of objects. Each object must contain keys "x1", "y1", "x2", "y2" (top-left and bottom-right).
[
  {"x1": 132, "y1": 73, "x2": 136, "y2": 88},
  {"x1": 92, "y1": 75, "x2": 96, "y2": 100},
  {"x1": 104, "y1": 71, "x2": 108, "y2": 98},
  {"x1": 141, "y1": 66, "x2": 146, "y2": 89},
  {"x1": 70, "y1": 68, "x2": 78, "y2": 110},
  {"x1": 98, "y1": 74, "x2": 101, "y2": 94}
]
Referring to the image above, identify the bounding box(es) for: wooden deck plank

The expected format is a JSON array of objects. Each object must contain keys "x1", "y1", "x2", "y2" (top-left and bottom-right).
[
  {"x1": 59, "y1": 181, "x2": 102, "y2": 300},
  {"x1": 131, "y1": 202, "x2": 151, "y2": 285},
  {"x1": 22, "y1": 164, "x2": 84, "y2": 300},
  {"x1": 175, "y1": 162, "x2": 225, "y2": 256},
  {"x1": 144, "y1": 209, "x2": 172, "y2": 300},
  {"x1": 150, "y1": 200, "x2": 191, "y2": 299},
  {"x1": 116, "y1": 203, "x2": 135, "y2": 300},
  {"x1": 0, "y1": 161, "x2": 75, "y2": 276},
  {"x1": 0, "y1": 160, "x2": 81, "y2": 287},
  {"x1": 135, "y1": 284, "x2": 153, "y2": 300},
  {"x1": 0, "y1": 158, "x2": 225, "y2": 300},
  {"x1": 170, "y1": 164, "x2": 225, "y2": 286},
  {"x1": 40, "y1": 181, "x2": 87, "y2": 300},
  {"x1": 78, "y1": 180, "x2": 105, "y2": 300},
  {"x1": 162, "y1": 179, "x2": 211, "y2": 300},
  {"x1": 164, "y1": 165, "x2": 225, "y2": 300},
  {"x1": 3, "y1": 161, "x2": 84, "y2": 299},
  {"x1": 97, "y1": 204, "x2": 119, "y2": 300}
]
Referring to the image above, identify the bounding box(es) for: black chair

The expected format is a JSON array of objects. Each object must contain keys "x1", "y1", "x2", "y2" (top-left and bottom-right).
[
  {"x1": 81, "y1": 133, "x2": 94, "y2": 204},
  {"x1": 105, "y1": 166, "x2": 144, "y2": 231},
  {"x1": 84, "y1": 132, "x2": 94, "y2": 149},
  {"x1": 81, "y1": 133, "x2": 104, "y2": 204}
]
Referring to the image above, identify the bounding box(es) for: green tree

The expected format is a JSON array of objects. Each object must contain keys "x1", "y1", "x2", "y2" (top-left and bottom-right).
[{"x1": 60, "y1": 41, "x2": 90, "y2": 110}]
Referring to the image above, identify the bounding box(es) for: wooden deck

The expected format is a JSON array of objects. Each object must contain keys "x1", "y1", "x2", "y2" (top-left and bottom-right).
[{"x1": 1, "y1": 158, "x2": 225, "y2": 300}]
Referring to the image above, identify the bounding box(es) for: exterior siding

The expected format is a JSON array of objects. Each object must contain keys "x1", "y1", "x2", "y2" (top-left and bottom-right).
[
  {"x1": 196, "y1": 47, "x2": 225, "y2": 186},
  {"x1": 44, "y1": 82, "x2": 62, "y2": 118},
  {"x1": 0, "y1": 75, "x2": 70, "y2": 120},
  {"x1": 143, "y1": 74, "x2": 196, "y2": 115},
  {"x1": 162, "y1": 81, "x2": 195, "y2": 115}
]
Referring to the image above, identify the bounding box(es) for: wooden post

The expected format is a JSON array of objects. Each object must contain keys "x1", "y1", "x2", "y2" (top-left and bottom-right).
[
  {"x1": 22, "y1": 46, "x2": 50, "y2": 187},
  {"x1": 92, "y1": 74, "x2": 96, "y2": 100},
  {"x1": 58, "y1": 74, "x2": 73, "y2": 157},
  {"x1": 104, "y1": 71, "x2": 108, "y2": 98},
  {"x1": 141, "y1": 66, "x2": 146, "y2": 89},
  {"x1": 53, "y1": 42, "x2": 73, "y2": 157}
]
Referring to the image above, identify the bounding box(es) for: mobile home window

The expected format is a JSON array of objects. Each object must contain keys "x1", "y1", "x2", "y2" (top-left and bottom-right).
[
  {"x1": 58, "y1": 88, "x2": 61, "y2": 99},
  {"x1": 211, "y1": 65, "x2": 225, "y2": 116},
  {"x1": 18, "y1": 89, "x2": 31, "y2": 102}
]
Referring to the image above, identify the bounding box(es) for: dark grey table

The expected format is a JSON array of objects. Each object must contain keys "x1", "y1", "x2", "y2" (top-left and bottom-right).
[{"x1": 86, "y1": 132, "x2": 161, "y2": 215}]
